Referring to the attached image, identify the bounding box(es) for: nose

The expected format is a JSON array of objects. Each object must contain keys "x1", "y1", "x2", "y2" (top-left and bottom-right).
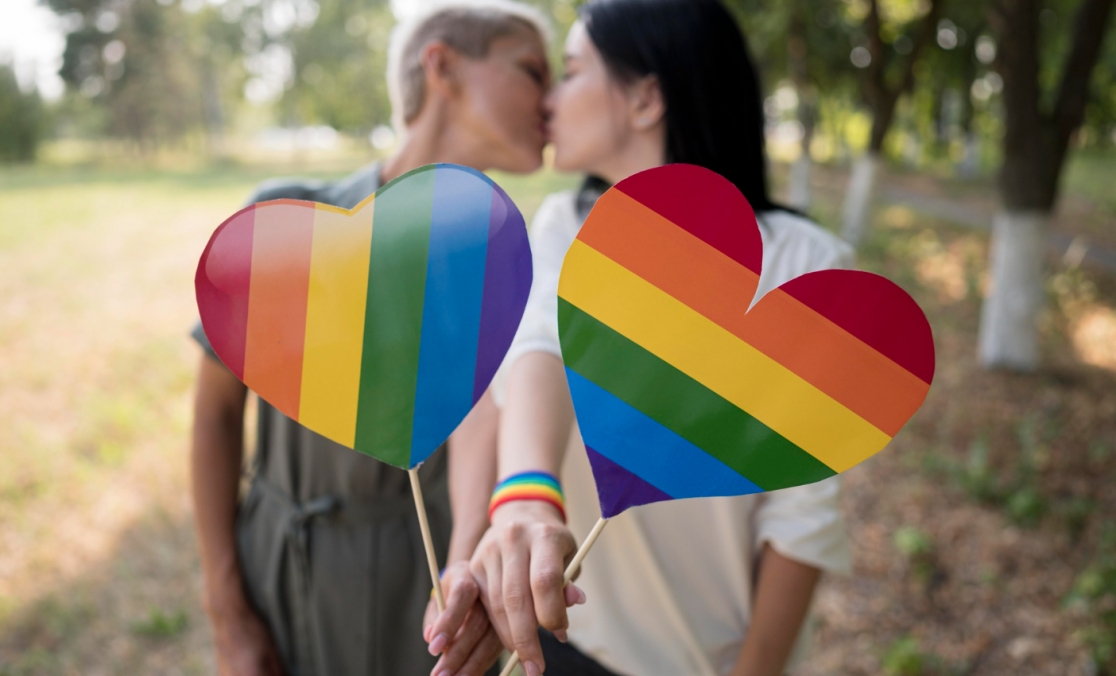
[{"x1": 543, "y1": 87, "x2": 557, "y2": 118}]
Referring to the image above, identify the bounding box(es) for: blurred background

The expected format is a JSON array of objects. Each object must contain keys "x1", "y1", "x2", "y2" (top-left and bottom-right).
[{"x1": 1, "y1": 0, "x2": 1115, "y2": 674}]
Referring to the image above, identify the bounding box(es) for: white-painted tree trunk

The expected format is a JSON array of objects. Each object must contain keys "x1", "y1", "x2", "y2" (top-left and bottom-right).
[
  {"x1": 977, "y1": 210, "x2": 1049, "y2": 370},
  {"x1": 787, "y1": 154, "x2": 812, "y2": 211},
  {"x1": 841, "y1": 152, "x2": 880, "y2": 245}
]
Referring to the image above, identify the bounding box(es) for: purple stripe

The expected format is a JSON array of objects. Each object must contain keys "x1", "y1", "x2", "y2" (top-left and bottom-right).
[
  {"x1": 586, "y1": 446, "x2": 673, "y2": 518},
  {"x1": 472, "y1": 183, "x2": 532, "y2": 401}
]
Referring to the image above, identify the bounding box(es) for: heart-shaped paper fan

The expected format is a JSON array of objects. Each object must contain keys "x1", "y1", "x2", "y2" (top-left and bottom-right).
[
  {"x1": 196, "y1": 163, "x2": 532, "y2": 469},
  {"x1": 558, "y1": 164, "x2": 934, "y2": 517}
]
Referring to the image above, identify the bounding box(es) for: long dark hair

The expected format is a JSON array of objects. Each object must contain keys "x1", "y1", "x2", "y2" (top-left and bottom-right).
[{"x1": 577, "y1": 0, "x2": 782, "y2": 216}]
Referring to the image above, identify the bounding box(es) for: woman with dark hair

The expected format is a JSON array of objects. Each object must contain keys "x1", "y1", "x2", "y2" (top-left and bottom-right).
[{"x1": 425, "y1": 1, "x2": 853, "y2": 674}]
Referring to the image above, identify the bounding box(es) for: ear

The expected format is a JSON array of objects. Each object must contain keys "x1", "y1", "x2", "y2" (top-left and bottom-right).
[
  {"x1": 627, "y1": 75, "x2": 665, "y2": 132},
  {"x1": 420, "y1": 40, "x2": 463, "y2": 100}
]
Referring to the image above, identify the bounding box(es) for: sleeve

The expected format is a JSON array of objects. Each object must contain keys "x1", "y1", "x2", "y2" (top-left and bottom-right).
[
  {"x1": 753, "y1": 476, "x2": 852, "y2": 575},
  {"x1": 191, "y1": 179, "x2": 333, "y2": 366},
  {"x1": 491, "y1": 192, "x2": 578, "y2": 407}
]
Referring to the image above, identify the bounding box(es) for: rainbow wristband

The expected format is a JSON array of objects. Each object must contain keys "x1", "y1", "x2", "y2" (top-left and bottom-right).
[{"x1": 488, "y1": 471, "x2": 565, "y2": 522}]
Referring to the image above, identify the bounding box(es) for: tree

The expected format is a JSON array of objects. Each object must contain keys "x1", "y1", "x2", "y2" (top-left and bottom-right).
[
  {"x1": 841, "y1": 0, "x2": 944, "y2": 244},
  {"x1": 978, "y1": 0, "x2": 1115, "y2": 369},
  {"x1": 0, "y1": 65, "x2": 45, "y2": 162}
]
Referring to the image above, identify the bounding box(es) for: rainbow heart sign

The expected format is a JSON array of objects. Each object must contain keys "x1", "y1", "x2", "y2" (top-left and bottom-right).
[
  {"x1": 196, "y1": 163, "x2": 531, "y2": 469},
  {"x1": 558, "y1": 164, "x2": 934, "y2": 518}
]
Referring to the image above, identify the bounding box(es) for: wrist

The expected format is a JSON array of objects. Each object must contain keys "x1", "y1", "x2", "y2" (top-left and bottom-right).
[
  {"x1": 489, "y1": 471, "x2": 565, "y2": 523},
  {"x1": 203, "y1": 567, "x2": 250, "y2": 619},
  {"x1": 489, "y1": 497, "x2": 566, "y2": 526}
]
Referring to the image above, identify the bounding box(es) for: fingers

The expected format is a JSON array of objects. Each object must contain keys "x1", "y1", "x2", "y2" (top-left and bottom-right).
[
  {"x1": 427, "y1": 566, "x2": 479, "y2": 655},
  {"x1": 423, "y1": 597, "x2": 438, "y2": 643},
  {"x1": 429, "y1": 603, "x2": 490, "y2": 675},
  {"x1": 564, "y1": 583, "x2": 587, "y2": 608},
  {"x1": 528, "y1": 534, "x2": 569, "y2": 640},
  {"x1": 453, "y1": 628, "x2": 505, "y2": 676},
  {"x1": 500, "y1": 526, "x2": 546, "y2": 676},
  {"x1": 472, "y1": 542, "x2": 512, "y2": 650}
]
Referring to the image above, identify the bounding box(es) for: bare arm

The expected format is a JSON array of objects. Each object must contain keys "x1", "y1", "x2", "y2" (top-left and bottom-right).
[
  {"x1": 423, "y1": 389, "x2": 506, "y2": 675},
  {"x1": 730, "y1": 544, "x2": 821, "y2": 676},
  {"x1": 470, "y1": 352, "x2": 580, "y2": 676},
  {"x1": 446, "y1": 389, "x2": 501, "y2": 563},
  {"x1": 191, "y1": 355, "x2": 283, "y2": 676}
]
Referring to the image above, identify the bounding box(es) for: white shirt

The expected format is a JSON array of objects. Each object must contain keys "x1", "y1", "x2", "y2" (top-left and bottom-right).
[{"x1": 498, "y1": 190, "x2": 855, "y2": 676}]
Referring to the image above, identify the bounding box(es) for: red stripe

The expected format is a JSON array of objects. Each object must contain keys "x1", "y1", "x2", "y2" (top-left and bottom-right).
[
  {"x1": 196, "y1": 205, "x2": 255, "y2": 379},
  {"x1": 779, "y1": 270, "x2": 936, "y2": 384},
  {"x1": 488, "y1": 495, "x2": 566, "y2": 522},
  {"x1": 243, "y1": 203, "x2": 315, "y2": 418},
  {"x1": 613, "y1": 164, "x2": 762, "y2": 275}
]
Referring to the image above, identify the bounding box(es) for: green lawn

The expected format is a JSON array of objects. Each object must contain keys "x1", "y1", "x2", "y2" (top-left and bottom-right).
[{"x1": 0, "y1": 154, "x2": 1113, "y2": 675}]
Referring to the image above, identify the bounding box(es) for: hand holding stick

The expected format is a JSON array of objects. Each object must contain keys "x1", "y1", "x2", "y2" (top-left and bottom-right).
[{"x1": 498, "y1": 517, "x2": 609, "y2": 676}]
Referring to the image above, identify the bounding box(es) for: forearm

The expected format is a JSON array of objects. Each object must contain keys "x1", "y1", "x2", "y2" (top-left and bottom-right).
[
  {"x1": 497, "y1": 352, "x2": 574, "y2": 480},
  {"x1": 731, "y1": 544, "x2": 821, "y2": 676},
  {"x1": 446, "y1": 389, "x2": 500, "y2": 563},
  {"x1": 191, "y1": 360, "x2": 249, "y2": 605}
]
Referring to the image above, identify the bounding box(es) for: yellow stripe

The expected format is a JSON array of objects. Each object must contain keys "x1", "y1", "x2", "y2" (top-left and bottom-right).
[
  {"x1": 558, "y1": 239, "x2": 891, "y2": 472},
  {"x1": 299, "y1": 199, "x2": 375, "y2": 446}
]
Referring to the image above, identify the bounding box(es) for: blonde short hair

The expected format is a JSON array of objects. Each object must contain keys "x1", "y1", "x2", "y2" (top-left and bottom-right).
[{"x1": 387, "y1": 0, "x2": 550, "y2": 133}]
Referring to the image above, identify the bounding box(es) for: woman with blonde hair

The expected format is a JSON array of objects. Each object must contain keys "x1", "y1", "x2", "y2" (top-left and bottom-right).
[{"x1": 190, "y1": 3, "x2": 551, "y2": 674}]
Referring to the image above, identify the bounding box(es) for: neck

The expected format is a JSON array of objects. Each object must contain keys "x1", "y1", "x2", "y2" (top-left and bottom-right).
[
  {"x1": 381, "y1": 108, "x2": 487, "y2": 183},
  {"x1": 594, "y1": 128, "x2": 666, "y2": 185}
]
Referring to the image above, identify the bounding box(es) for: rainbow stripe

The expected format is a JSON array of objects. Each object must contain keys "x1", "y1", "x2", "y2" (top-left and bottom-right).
[
  {"x1": 488, "y1": 472, "x2": 566, "y2": 521},
  {"x1": 196, "y1": 164, "x2": 531, "y2": 469},
  {"x1": 557, "y1": 164, "x2": 934, "y2": 517}
]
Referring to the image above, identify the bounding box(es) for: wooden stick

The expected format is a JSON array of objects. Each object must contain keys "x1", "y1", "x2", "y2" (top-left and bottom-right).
[
  {"x1": 498, "y1": 517, "x2": 609, "y2": 676},
  {"x1": 409, "y1": 467, "x2": 445, "y2": 614}
]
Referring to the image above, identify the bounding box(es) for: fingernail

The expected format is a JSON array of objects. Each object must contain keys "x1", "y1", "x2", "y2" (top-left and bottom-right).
[
  {"x1": 575, "y1": 587, "x2": 587, "y2": 605},
  {"x1": 424, "y1": 625, "x2": 432, "y2": 642},
  {"x1": 524, "y1": 661, "x2": 541, "y2": 676},
  {"x1": 428, "y1": 633, "x2": 449, "y2": 655},
  {"x1": 554, "y1": 629, "x2": 568, "y2": 643},
  {"x1": 435, "y1": 670, "x2": 452, "y2": 676}
]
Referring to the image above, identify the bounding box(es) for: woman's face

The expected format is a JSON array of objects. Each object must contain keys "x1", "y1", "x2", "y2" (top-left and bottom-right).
[
  {"x1": 455, "y1": 28, "x2": 550, "y2": 173},
  {"x1": 545, "y1": 21, "x2": 646, "y2": 176}
]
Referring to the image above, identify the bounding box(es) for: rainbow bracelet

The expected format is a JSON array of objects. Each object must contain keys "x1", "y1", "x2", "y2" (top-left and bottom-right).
[{"x1": 488, "y1": 471, "x2": 566, "y2": 522}]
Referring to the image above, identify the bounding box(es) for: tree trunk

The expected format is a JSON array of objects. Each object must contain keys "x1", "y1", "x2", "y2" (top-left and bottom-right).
[
  {"x1": 844, "y1": 0, "x2": 942, "y2": 245},
  {"x1": 978, "y1": 0, "x2": 1114, "y2": 370},
  {"x1": 978, "y1": 211, "x2": 1048, "y2": 368},
  {"x1": 841, "y1": 152, "x2": 880, "y2": 244},
  {"x1": 787, "y1": 90, "x2": 816, "y2": 211},
  {"x1": 787, "y1": 153, "x2": 812, "y2": 211}
]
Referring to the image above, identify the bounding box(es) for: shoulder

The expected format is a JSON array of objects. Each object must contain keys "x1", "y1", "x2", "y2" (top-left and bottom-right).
[
  {"x1": 243, "y1": 163, "x2": 380, "y2": 209},
  {"x1": 757, "y1": 209, "x2": 855, "y2": 271},
  {"x1": 245, "y1": 178, "x2": 328, "y2": 206}
]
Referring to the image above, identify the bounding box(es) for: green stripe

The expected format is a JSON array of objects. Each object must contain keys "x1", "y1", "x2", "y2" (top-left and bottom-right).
[
  {"x1": 498, "y1": 476, "x2": 562, "y2": 491},
  {"x1": 558, "y1": 298, "x2": 836, "y2": 490},
  {"x1": 354, "y1": 166, "x2": 436, "y2": 467}
]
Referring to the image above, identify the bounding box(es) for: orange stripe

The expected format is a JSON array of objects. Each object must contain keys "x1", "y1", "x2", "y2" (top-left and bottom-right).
[
  {"x1": 578, "y1": 190, "x2": 761, "y2": 327},
  {"x1": 243, "y1": 202, "x2": 315, "y2": 419},
  {"x1": 577, "y1": 190, "x2": 927, "y2": 436},
  {"x1": 736, "y1": 289, "x2": 930, "y2": 436}
]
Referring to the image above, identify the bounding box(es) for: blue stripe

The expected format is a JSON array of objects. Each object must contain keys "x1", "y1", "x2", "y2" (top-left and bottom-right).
[
  {"x1": 410, "y1": 166, "x2": 492, "y2": 465},
  {"x1": 566, "y1": 368, "x2": 763, "y2": 500}
]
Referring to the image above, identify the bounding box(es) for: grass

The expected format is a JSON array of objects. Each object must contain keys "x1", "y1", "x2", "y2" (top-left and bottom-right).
[
  {"x1": 0, "y1": 151, "x2": 1113, "y2": 674},
  {"x1": 0, "y1": 156, "x2": 574, "y2": 673}
]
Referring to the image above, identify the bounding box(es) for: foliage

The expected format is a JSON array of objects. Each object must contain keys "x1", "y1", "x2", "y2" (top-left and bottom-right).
[
  {"x1": 893, "y1": 525, "x2": 937, "y2": 584},
  {"x1": 130, "y1": 608, "x2": 188, "y2": 638},
  {"x1": 1065, "y1": 525, "x2": 1116, "y2": 674},
  {"x1": 882, "y1": 636, "x2": 934, "y2": 675},
  {"x1": 0, "y1": 66, "x2": 46, "y2": 163}
]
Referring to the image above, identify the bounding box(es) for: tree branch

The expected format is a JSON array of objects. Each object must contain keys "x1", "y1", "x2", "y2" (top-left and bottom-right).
[{"x1": 1051, "y1": 0, "x2": 1115, "y2": 138}]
